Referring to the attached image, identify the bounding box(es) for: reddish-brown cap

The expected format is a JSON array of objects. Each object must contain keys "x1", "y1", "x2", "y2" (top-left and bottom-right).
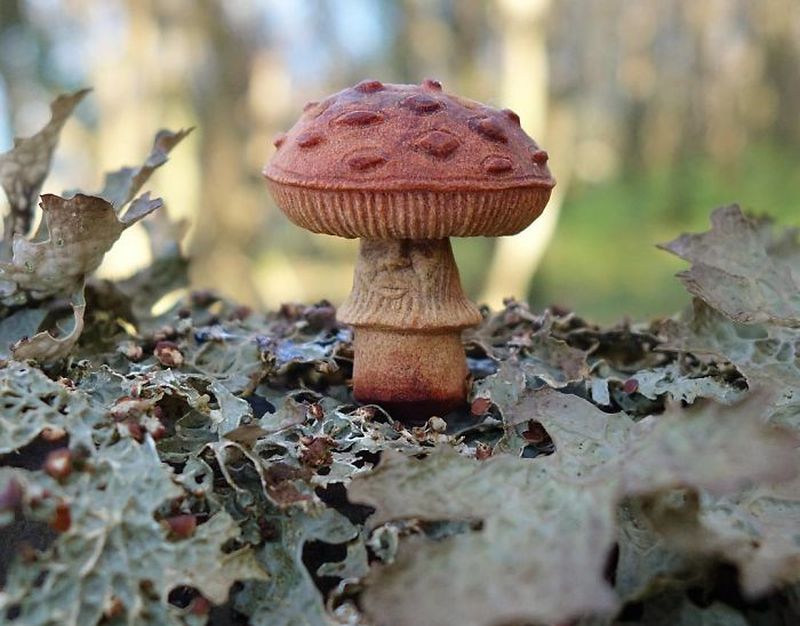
[{"x1": 263, "y1": 79, "x2": 555, "y2": 239}]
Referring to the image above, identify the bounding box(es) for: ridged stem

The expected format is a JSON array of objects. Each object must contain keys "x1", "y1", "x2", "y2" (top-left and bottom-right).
[{"x1": 339, "y1": 238, "x2": 482, "y2": 422}]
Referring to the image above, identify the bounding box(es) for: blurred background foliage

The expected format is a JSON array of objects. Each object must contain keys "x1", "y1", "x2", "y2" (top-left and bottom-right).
[{"x1": 1, "y1": 0, "x2": 798, "y2": 323}]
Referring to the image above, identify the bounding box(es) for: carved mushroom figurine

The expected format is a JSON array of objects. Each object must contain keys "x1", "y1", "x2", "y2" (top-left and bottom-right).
[{"x1": 263, "y1": 79, "x2": 555, "y2": 422}]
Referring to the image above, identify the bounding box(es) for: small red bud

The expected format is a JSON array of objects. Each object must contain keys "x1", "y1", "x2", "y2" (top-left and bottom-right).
[
  {"x1": 155, "y1": 341, "x2": 184, "y2": 368},
  {"x1": 189, "y1": 595, "x2": 211, "y2": 616},
  {"x1": 121, "y1": 342, "x2": 144, "y2": 362},
  {"x1": 299, "y1": 436, "x2": 333, "y2": 468},
  {"x1": 43, "y1": 448, "x2": 72, "y2": 480},
  {"x1": 110, "y1": 397, "x2": 151, "y2": 421},
  {"x1": 122, "y1": 420, "x2": 144, "y2": 442},
  {"x1": 0, "y1": 477, "x2": 24, "y2": 512},
  {"x1": 51, "y1": 501, "x2": 71, "y2": 532},
  {"x1": 103, "y1": 596, "x2": 125, "y2": 619},
  {"x1": 165, "y1": 514, "x2": 197, "y2": 538},
  {"x1": 470, "y1": 397, "x2": 492, "y2": 416},
  {"x1": 623, "y1": 378, "x2": 639, "y2": 394}
]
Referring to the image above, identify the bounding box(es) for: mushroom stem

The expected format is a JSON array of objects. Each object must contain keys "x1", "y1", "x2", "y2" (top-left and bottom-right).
[
  {"x1": 339, "y1": 238, "x2": 482, "y2": 422},
  {"x1": 349, "y1": 328, "x2": 470, "y2": 421}
]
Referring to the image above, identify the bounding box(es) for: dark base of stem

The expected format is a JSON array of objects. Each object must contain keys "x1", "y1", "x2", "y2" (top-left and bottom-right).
[
  {"x1": 358, "y1": 396, "x2": 466, "y2": 427},
  {"x1": 350, "y1": 327, "x2": 469, "y2": 424}
]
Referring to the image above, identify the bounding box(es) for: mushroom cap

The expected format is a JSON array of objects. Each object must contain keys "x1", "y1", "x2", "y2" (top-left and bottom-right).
[{"x1": 263, "y1": 79, "x2": 555, "y2": 239}]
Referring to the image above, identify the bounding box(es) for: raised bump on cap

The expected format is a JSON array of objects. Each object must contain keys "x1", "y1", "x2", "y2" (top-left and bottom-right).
[
  {"x1": 414, "y1": 130, "x2": 460, "y2": 159},
  {"x1": 296, "y1": 131, "x2": 325, "y2": 148},
  {"x1": 307, "y1": 99, "x2": 334, "y2": 118},
  {"x1": 483, "y1": 155, "x2": 514, "y2": 174},
  {"x1": 421, "y1": 78, "x2": 443, "y2": 91},
  {"x1": 334, "y1": 110, "x2": 385, "y2": 126},
  {"x1": 354, "y1": 79, "x2": 385, "y2": 93},
  {"x1": 401, "y1": 94, "x2": 444, "y2": 115},
  {"x1": 273, "y1": 133, "x2": 287, "y2": 148},
  {"x1": 348, "y1": 152, "x2": 387, "y2": 171},
  {"x1": 469, "y1": 116, "x2": 508, "y2": 143},
  {"x1": 502, "y1": 108, "x2": 521, "y2": 125},
  {"x1": 531, "y1": 149, "x2": 549, "y2": 164}
]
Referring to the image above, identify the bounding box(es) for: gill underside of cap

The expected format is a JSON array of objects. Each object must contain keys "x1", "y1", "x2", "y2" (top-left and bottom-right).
[{"x1": 266, "y1": 179, "x2": 551, "y2": 239}]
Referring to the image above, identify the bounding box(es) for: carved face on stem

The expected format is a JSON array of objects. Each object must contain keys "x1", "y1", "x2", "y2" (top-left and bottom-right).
[
  {"x1": 362, "y1": 239, "x2": 421, "y2": 301},
  {"x1": 342, "y1": 239, "x2": 477, "y2": 329},
  {"x1": 263, "y1": 79, "x2": 555, "y2": 422}
]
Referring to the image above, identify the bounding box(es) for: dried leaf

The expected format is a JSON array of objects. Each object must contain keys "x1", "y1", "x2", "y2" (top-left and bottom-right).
[
  {"x1": 316, "y1": 535, "x2": 369, "y2": 580},
  {"x1": 663, "y1": 299, "x2": 800, "y2": 410},
  {"x1": 649, "y1": 477, "x2": 800, "y2": 597},
  {"x1": 0, "y1": 89, "x2": 90, "y2": 239},
  {"x1": 167, "y1": 511, "x2": 268, "y2": 604},
  {"x1": 516, "y1": 389, "x2": 797, "y2": 496},
  {"x1": 235, "y1": 506, "x2": 360, "y2": 626},
  {"x1": 12, "y1": 287, "x2": 85, "y2": 362},
  {"x1": 98, "y1": 128, "x2": 193, "y2": 210},
  {"x1": 522, "y1": 314, "x2": 591, "y2": 387},
  {"x1": 618, "y1": 363, "x2": 744, "y2": 405},
  {"x1": 470, "y1": 358, "x2": 525, "y2": 417},
  {"x1": 611, "y1": 590, "x2": 751, "y2": 626},
  {"x1": 660, "y1": 205, "x2": 800, "y2": 327},
  {"x1": 352, "y1": 447, "x2": 619, "y2": 626},
  {"x1": 350, "y1": 390, "x2": 798, "y2": 626},
  {"x1": 208, "y1": 380, "x2": 253, "y2": 436},
  {"x1": 0, "y1": 307, "x2": 48, "y2": 359},
  {"x1": 0, "y1": 193, "x2": 162, "y2": 301},
  {"x1": 615, "y1": 496, "x2": 695, "y2": 602}
]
